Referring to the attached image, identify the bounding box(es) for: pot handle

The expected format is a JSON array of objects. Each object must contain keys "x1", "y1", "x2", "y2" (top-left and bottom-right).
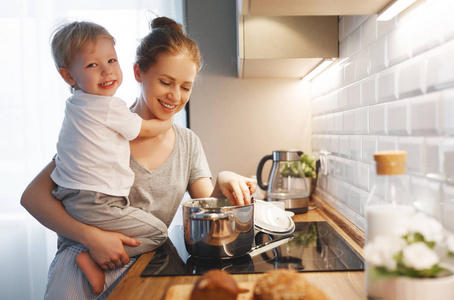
[
  {"x1": 256, "y1": 154, "x2": 273, "y2": 191},
  {"x1": 190, "y1": 211, "x2": 230, "y2": 220}
]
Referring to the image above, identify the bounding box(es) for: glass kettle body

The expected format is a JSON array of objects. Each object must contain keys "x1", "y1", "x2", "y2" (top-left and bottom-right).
[{"x1": 256, "y1": 150, "x2": 310, "y2": 213}]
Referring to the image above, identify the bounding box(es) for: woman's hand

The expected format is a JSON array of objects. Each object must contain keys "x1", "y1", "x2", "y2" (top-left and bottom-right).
[
  {"x1": 85, "y1": 228, "x2": 141, "y2": 270},
  {"x1": 212, "y1": 171, "x2": 257, "y2": 206}
]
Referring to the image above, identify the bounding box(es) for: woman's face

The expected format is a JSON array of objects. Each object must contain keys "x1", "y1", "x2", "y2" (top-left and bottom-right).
[{"x1": 134, "y1": 52, "x2": 198, "y2": 120}]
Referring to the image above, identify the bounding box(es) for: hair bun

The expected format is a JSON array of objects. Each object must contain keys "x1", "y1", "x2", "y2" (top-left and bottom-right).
[{"x1": 151, "y1": 17, "x2": 183, "y2": 34}]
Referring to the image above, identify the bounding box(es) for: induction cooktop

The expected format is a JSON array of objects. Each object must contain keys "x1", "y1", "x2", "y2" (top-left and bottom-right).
[{"x1": 141, "y1": 221, "x2": 364, "y2": 277}]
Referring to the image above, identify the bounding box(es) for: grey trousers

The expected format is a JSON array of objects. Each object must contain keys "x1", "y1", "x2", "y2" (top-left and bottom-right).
[{"x1": 52, "y1": 186, "x2": 168, "y2": 257}]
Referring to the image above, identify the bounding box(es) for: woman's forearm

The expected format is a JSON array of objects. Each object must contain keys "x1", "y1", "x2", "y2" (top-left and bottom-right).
[{"x1": 20, "y1": 161, "x2": 94, "y2": 245}]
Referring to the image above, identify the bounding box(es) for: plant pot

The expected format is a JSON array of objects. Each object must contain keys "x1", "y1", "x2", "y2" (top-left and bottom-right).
[{"x1": 383, "y1": 267, "x2": 454, "y2": 300}]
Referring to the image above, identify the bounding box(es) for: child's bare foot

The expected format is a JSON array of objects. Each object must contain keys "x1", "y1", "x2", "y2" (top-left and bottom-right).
[{"x1": 76, "y1": 251, "x2": 105, "y2": 295}]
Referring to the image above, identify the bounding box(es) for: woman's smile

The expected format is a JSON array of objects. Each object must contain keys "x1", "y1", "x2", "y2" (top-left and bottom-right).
[{"x1": 158, "y1": 99, "x2": 177, "y2": 110}]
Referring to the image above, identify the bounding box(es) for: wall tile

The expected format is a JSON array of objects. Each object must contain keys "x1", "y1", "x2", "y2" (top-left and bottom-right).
[
  {"x1": 398, "y1": 136, "x2": 425, "y2": 175},
  {"x1": 387, "y1": 27, "x2": 410, "y2": 67},
  {"x1": 344, "y1": 159, "x2": 357, "y2": 185},
  {"x1": 427, "y1": 39, "x2": 454, "y2": 92},
  {"x1": 356, "y1": 162, "x2": 370, "y2": 191},
  {"x1": 362, "y1": 135, "x2": 378, "y2": 164},
  {"x1": 369, "y1": 37, "x2": 388, "y2": 74},
  {"x1": 355, "y1": 107, "x2": 369, "y2": 134},
  {"x1": 321, "y1": 135, "x2": 331, "y2": 151},
  {"x1": 349, "y1": 135, "x2": 362, "y2": 161},
  {"x1": 410, "y1": 175, "x2": 442, "y2": 220},
  {"x1": 349, "y1": 27, "x2": 362, "y2": 56},
  {"x1": 387, "y1": 99, "x2": 409, "y2": 135},
  {"x1": 369, "y1": 103, "x2": 387, "y2": 135},
  {"x1": 330, "y1": 135, "x2": 340, "y2": 155},
  {"x1": 342, "y1": 16, "x2": 356, "y2": 39},
  {"x1": 355, "y1": 50, "x2": 369, "y2": 81},
  {"x1": 443, "y1": 88, "x2": 454, "y2": 135},
  {"x1": 334, "y1": 112, "x2": 344, "y2": 133},
  {"x1": 398, "y1": 56, "x2": 426, "y2": 99},
  {"x1": 361, "y1": 15, "x2": 377, "y2": 50},
  {"x1": 377, "y1": 17, "x2": 397, "y2": 39},
  {"x1": 344, "y1": 58, "x2": 356, "y2": 86},
  {"x1": 378, "y1": 67, "x2": 397, "y2": 103},
  {"x1": 378, "y1": 136, "x2": 397, "y2": 151},
  {"x1": 343, "y1": 109, "x2": 355, "y2": 134},
  {"x1": 425, "y1": 137, "x2": 444, "y2": 174},
  {"x1": 410, "y1": 92, "x2": 441, "y2": 136},
  {"x1": 349, "y1": 83, "x2": 361, "y2": 108},
  {"x1": 441, "y1": 183, "x2": 454, "y2": 232},
  {"x1": 361, "y1": 75, "x2": 377, "y2": 106},
  {"x1": 348, "y1": 185, "x2": 363, "y2": 214},
  {"x1": 439, "y1": 138, "x2": 454, "y2": 177},
  {"x1": 339, "y1": 136, "x2": 349, "y2": 158},
  {"x1": 338, "y1": 87, "x2": 349, "y2": 111}
]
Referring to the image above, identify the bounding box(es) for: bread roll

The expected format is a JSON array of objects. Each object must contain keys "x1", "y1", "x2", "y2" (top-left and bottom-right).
[
  {"x1": 190, "y1": 269, "x2": 240, "y2": 300},
  {"x1": 253, "y1": 269, "x2": 329, "y2": 300}
]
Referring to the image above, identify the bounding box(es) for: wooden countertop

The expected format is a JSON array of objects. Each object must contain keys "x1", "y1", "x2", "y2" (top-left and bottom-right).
[{"x1": 107, "y1": 196, "x2": 367, "y2": 300}]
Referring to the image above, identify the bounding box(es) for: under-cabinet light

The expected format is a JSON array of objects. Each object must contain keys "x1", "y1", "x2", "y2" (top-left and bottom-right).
[
  {"x1": 377, "y1": 0, "x2": 418, "y2": 21},
  {"x1": 301, "y1": 59, "x2": 334, "y2": 82}
]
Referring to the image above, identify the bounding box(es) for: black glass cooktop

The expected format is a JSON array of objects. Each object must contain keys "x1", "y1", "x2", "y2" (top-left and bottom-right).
[{"x1": 141, "y1": 221, "x2": 364, "y2": 277}]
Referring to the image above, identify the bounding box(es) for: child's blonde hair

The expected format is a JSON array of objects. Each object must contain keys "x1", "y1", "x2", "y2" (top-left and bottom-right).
[{"x1": 51, "y1": 21, "x2": 114, "y2": 70}]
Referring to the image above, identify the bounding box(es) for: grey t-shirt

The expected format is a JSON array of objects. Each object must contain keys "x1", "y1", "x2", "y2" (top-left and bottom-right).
[{"x1": 128, "y1": 124, "x2": 212, "y2": 227}]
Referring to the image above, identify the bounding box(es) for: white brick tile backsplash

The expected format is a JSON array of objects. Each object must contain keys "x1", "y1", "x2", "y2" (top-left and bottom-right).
[
  {"x1": 348, "y1": 185, "x2": 363, "y2": 215},
  {"x1": 349, "y1": 27, "x2": 362, "y2": 56},
  {"x1": 355, "y1": 50, "x2": 369, "y2": 81},
  {"x1": 377, "y1": 17, "x2": 397, "y2": 39},
  {"x1": 334, "y1": 112, "x2": 344, "y2": 133},
  {"x1": 330, "y1": 135, "x2": 339, "y2": 155},
  {"x1": 362, "y1": 135, "x2": 378, "y2": 164},
  {"x1": 344, "y1": 159, "x2": 357, "y2": 185},
  {"x1": 339, "y1": 136, "x2": 349, "y2": 158},
  {"x1": 387, "y1": 27, "x2": 410, "y2": 67},
  {"x1": 338, "y1": 87, "x2": 349, "y2": 111},
  {"x1": 343, "y1": 109, "x2": 355, "y2": 133},
  {"x1": 349, "y1": 135, "x2": 362, "y2": 161},
  {"x1": 378, "y1": 136, "x2": 397, "y2": 151},
  {"x1": 398, "y1": 56, "x2": 426, "y2": 99},
  {"x1": 361, "y1": 16, "x2": 377, "y2": 50},
  {"x1": 425, "y1": 137, "x2": 444, "y2": 174},
  {"x1": 354, "y1": 107, "x2": 369, "y2": 134},
  {"x1": 398, "y1": 136, "x2": 425, "y2": 175},
  {"x1": 344, "y1": 58, "x2": 356, "y2": 86},
  {"x1": 427, "y1": 39, "x2": 454, "y2": 92},
  {"x1": 378, "y1": 67, "x2": 397, "y2": 103},
  {"x1": 387, "y1": 99, "x2": 409, "y2": 135},
  {"x1": 361, "y1": 75, "x2": 377, "y2": 106},
  {"x1": 442, "y1": 183, "x2": 454, "y2": 232},
  {"x1": 356, "y1": 162, "x2": 370, "y2": 191},
  {"x1": 411, "y1": 175, "x2": 442, "y2": 220},
  {"x1": 410, "y1": 92, "x2": 441, "y2": 136},
  {"x1": 442, "y1": 89, "x2": 454, "y2": 135},
  {"x1": 313, "y1": 2, "x2": 454, "y2": 228},
  {"x1": 369, "y1": 104, "x2": 387, "y2": 135},
  {"x1": 369, "y1": 37, "x2": 388, "y2": 75}
]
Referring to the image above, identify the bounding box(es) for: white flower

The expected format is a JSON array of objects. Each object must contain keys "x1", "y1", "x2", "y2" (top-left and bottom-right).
[
  {"x1": 364, "y1": 236, "x2": 404, "y2": 271},
  {"x1": 402, "y1": 242, "x2": 440, "y2": 270},
  {"x1": 401, "y1": 212, "x2": 444, "y2": 244}
]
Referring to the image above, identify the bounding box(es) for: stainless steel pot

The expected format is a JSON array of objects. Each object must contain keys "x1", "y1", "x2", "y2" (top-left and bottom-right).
[{"x1": 181, "y1": 198, "x2": 254, "y2": 259}]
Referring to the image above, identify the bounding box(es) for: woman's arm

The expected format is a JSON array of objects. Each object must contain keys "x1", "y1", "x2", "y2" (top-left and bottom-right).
[
  {"x1": 20, "y1": 161, "x2": 140, "y2": 270},
  {"x1": 188, "y1": 171, "x2": 257, "y2": 206}
]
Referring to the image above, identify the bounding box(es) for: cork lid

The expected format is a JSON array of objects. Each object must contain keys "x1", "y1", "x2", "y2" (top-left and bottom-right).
[{"x1": 373, "y1": 151, "x2": 407, "y2": 175}]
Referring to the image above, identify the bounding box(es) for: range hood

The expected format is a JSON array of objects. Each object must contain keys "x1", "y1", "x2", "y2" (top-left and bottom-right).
[
  {"x1": 236, "y1": 0, "x2": 396, "y2": 79},
  {"x1": 237, "y1": 14, "x2": 338, "y2": 79}
]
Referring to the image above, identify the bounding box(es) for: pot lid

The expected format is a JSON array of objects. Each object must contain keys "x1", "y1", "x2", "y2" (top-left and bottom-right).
[{"x1": 254, "y1": 199, "x2": 295, "y2": 233}]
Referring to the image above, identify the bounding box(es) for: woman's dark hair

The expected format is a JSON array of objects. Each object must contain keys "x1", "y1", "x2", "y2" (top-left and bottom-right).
[{"x1": 135, "y1": 17, "x2": 202, "y2": 73}]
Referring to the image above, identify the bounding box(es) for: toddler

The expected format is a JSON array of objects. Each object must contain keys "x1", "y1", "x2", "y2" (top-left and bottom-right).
[{"x1": 49, "y1": 21, "x2": 170, "y2": 295}]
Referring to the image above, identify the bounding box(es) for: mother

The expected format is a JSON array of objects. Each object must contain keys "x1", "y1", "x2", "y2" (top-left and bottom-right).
[{"x1": 21, "y1": 16, "x2": 256, "y2": 299}]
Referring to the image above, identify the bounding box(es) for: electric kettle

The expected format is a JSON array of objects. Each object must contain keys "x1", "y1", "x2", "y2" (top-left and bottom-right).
[{"x1": 256, "y1": 150, "x2": 310, "y2": 213}]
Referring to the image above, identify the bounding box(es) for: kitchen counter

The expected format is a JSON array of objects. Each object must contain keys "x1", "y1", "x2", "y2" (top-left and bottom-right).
[{"x1": 107, "y1": 195, "x2": 367, "y2": 300}]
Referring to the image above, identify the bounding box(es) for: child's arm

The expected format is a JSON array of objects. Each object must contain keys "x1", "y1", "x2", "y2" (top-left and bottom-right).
[{"x1": 138, "y1": 116, "x2": 174, "y2": 138}]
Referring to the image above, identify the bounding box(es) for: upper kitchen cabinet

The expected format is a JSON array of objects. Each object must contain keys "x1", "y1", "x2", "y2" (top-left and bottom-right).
[
  {"x1": 238, "y1": 0, "x2": 395, "y2": 16},
  {"x1": 237, "y1": 15, "x2": 338, "y2": 78}
]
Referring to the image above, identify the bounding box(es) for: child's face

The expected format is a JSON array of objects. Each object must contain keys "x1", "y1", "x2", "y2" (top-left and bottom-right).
[
  {"x1": 133, "y1": 52, "x2": 197, "y2": 121},
  {"x1": 65, "y1": 37, "x2": 122, "y2": 97}
]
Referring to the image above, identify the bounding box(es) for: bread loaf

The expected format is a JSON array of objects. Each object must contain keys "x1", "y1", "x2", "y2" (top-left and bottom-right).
[
  {"x1": 253, "y1": 269, "x2": 329, "y2": 300},
  {"x1": 190, "y1": 269, "x2": 240, "y2": 300}
]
